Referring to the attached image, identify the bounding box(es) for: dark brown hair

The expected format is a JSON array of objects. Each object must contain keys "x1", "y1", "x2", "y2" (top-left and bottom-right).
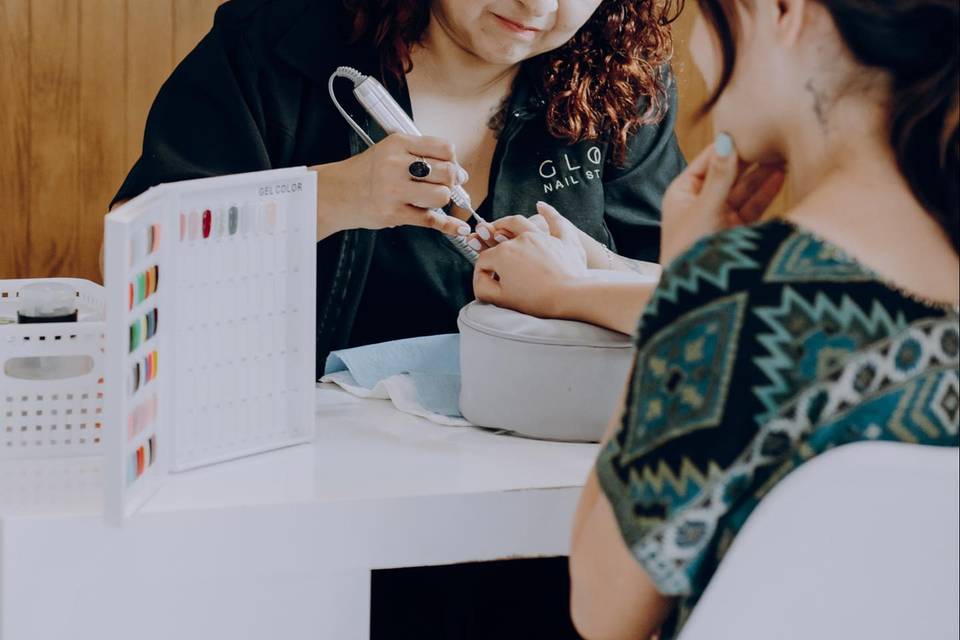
[
  {"x1": 343, "y1": 0, "x2": 681, "y2": 164},
  {"x1": 697, "y1": 0, "x2": 960, "y2": 251}
]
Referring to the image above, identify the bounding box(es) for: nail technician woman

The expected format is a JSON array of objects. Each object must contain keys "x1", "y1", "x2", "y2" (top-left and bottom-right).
[{"x1": 111, "y1": 0, "x2": 685, "y2": 372}]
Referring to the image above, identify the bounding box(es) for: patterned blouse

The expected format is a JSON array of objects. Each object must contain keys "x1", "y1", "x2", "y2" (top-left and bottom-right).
[{"x1": 596, "y1": 220, "x2": 960, "y2": 638}]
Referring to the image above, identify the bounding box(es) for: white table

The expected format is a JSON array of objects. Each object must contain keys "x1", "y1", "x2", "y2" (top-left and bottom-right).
[{"x1": 0, "y1": 386, "x2": 597, "y2": 640}]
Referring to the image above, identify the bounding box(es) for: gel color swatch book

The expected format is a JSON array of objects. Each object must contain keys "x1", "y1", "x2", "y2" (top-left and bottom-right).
[{"x1": 103, "y1": 167, "x2": 317, "y2": 523}]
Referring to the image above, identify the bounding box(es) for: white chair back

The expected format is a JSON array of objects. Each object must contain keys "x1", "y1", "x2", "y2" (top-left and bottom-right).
[{"x1": 679, "y1": 441, "x2": 960, "y2": 640}]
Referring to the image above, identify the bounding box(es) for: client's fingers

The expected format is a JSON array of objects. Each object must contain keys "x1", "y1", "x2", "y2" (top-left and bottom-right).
[
  {"x1": 696, "y1": 133, "x2": 740, "y2": 216},
  {"x1": 737, "y1": 169, "x2": 786, "y2": 223},
  {"x1": 665, "y1": 142, "x2": 747, "y2": 203},
  {"x1": 535, "y1": 201, "x2": 575, "y2": 243},
  {"x1": 492, "y1": 215, "x2": 543, "y2": 238},
  {"x1": 676, "y1": 142, "x2": 715, "y2": 183},
  {"x1": 529, "y1": 214, "x2": 550, "y2": 234},
  {"x1": 475, "y1": 222, "x2": 499, "y2": 248},
  {"x1": 727, "y1": 163, "x2": 783, "y2": 211},
  {"x1": 473, "y1": 214, "x2": 547, "y2": 250}
]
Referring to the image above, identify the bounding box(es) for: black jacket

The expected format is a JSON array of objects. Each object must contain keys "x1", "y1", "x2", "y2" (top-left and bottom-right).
[{"x1": 113, "y1": 0, "x2": 686, "y2": 375}]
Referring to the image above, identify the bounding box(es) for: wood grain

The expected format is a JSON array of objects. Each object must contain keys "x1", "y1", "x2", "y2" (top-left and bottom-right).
[
  {"x1": 0, "y1": 0, "x2": 224, "y2": 281},
  {"x1": 80, "y1": 0, "x2": 127, "y2": 282},
  {"x1": 0, "y1": 0, "x2": 32, "y2": 278},
  {"x1": 29, "y1": 0, "x2": 81, "y2": 277},
  {"x1": 173, "y1": 0, "x2": 221, "y2": 65},
  {"x1": 125, "y1": 0, "x2": 173, "y2": 170},
  {"x1": 672, "y1": 7, "x2": 714, "y2": 161}
]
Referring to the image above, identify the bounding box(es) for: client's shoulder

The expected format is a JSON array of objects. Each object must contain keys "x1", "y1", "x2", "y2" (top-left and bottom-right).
[
  {"x1": 642, "y1": 218, "x2": 955, "y2": 361},
  {"x1": 639, "y1": 218, "x2": 905, "y2": 338},
  {"x1": 646, "y1": 222, "x2": 789, "y2": 315},
  {"x1": 655, "y1": 218, "x2": 888, "y2": 303}
]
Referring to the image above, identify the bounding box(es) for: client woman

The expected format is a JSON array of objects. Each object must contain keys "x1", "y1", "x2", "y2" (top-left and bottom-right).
[
  {"x1": 112, "y1": 0, "x2": 685, "y2": 369},
  {"x1": 474, "y1": 0, "x2": 959, "y2": 638}
]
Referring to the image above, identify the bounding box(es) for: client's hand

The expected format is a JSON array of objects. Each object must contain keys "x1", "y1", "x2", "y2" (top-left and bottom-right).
[
  {"x1": 469, "y1": 202, "x2": 613, "y2": 270},
  {"x1": 660, "y1": 133, "x2": 785, "y2": 266},
  {"x1": 312, "y1": 133, "x2": 472, "y2": 240},
  {"x1": 467, "y1": 209, "x2": 548, "y2": 251},
  {"x1": 473, "y1": 203, "x2": 587, "y2": 318}
]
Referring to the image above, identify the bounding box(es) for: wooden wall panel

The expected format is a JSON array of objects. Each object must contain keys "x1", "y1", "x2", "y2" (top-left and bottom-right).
[
  {"x1": 125, "y1": 0, "x2": 173, "y2": 169},
  {"x1": 173, "y1": 0, "x2": 221, "y2": 65},
  {"x1": 80, "y1": 0, "x2": 127, "y2": 281},
  {"x1": 672, "y1": 8, "x2": 713, "y2": 161},
  {"x1": 30, "y1": 0, "x2": 81, "y2": 277},
  {"x1": 0, "y1": 0, "x2": 31, "y2": 278},
  {"x1": 1, "y1": 2, "x2": 782, "y2": 281},
  {"x1": 0, "y1": 0, "x2": 222, "y2": 282}
]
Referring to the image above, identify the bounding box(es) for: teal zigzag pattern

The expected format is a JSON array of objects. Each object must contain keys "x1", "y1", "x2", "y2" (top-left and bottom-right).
[
  {"x1": 646, "y1": 226, "x2": 761, "y2": 317},
  {"x1": 765, "y1": 231, "x2": 874, "y2": 282},
  {"x1": 752, "y1": 286, "x2": 908, "y2": 425},
  {"x1": 625, "y1": 458, "x2": 727, "y2": 515}
]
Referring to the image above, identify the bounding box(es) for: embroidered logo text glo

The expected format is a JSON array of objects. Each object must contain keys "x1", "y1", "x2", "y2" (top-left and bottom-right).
[{"x1": 539, "y1": 146, "x2": 603, "y2": 194}]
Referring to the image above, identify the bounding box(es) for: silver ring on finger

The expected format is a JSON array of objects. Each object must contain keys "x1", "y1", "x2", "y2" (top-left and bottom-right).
[{"x1": 408, "y1": 157, "x2": 432, "y2": 180}]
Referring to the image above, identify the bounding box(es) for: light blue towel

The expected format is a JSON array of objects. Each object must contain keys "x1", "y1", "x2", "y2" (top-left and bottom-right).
[{"x1": 324, "y1": 334, "x2": 463, "y2": 418}]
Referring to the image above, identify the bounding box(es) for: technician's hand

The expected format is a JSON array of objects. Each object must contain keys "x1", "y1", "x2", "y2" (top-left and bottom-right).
[
  {"x1": 660, "y1": 133, "x2": 785, "y2": 266},
  {"x1": 473, "y1": 203, "x2": 587, "y2": 318},
  {"x1": 312, "y1": 133, "x2": 472, "y2": 240}
]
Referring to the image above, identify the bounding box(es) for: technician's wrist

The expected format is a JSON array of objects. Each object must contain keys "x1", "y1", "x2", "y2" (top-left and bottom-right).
[{"x1": 311, "y1": 163, "x2": 351, "y2": 240}]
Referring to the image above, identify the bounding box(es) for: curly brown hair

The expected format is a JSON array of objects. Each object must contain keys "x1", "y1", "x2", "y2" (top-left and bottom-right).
[{"x1": 343, "y1": 0, "x2": 680, "y2": 165}]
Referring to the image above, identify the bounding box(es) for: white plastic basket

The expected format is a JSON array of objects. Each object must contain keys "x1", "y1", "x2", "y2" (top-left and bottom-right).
[
  {"x1": 0, "y1": 278, "x2": 106, "y2": 460},
  {"x1": 0, "y1": 456, "x2": 103, "y2": 516}
]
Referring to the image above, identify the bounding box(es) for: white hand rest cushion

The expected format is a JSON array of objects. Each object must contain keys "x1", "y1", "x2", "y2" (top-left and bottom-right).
[{"x1": 457, "y1": 301, "x2": 634, "y2": 442}]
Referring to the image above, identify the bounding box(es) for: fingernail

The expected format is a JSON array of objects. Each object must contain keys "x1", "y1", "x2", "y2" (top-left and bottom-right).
[
  {"x1": 494, "y1": 234, "x2": 509, "y2": 243},
  {"x1": 468, "y1": 239, "x2": 483, "y2": 251},
  {"x1": 714, "y1": 132, "x2": 734, "y2": 157},
  {"x1": 458, "y1": 168, "x2": 469, "y2": 184},
  {"x1": 478, "y1": 226, "x2": 491, "y2": 241},
  {"x1": 457, "y1": 226, "x2": 471, "y2": 236}
]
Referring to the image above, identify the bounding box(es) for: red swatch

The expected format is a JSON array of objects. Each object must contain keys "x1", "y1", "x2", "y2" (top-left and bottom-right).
[{"x1": 202, "y1": 209, "x2": 212, "y2": 238}]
